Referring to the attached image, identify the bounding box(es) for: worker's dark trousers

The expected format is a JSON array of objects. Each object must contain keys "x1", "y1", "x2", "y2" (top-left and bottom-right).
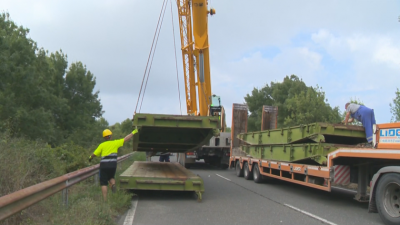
[
  {"x1": 159, "y1": 155, "x2": 170, "y2": 162},
  {"x1": 352, "y1": 106, "x2": 376, "y2": 142}
]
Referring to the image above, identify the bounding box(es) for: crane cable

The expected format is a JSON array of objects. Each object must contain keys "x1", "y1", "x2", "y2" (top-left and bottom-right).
[
  {"x1": 138, "y1": 0, "x2": 169, "y2": 112},
  {"x1": 135, "y1": 0, "x2": 168, "y2": 114},
  {"x1": 170, "y1": 0, "x2": 183, "y2": 115}
]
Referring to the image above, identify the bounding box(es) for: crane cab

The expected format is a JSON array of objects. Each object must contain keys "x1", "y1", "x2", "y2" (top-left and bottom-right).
[{"x1": 210, "y1": 94, "x2": 222, "y2": 116}]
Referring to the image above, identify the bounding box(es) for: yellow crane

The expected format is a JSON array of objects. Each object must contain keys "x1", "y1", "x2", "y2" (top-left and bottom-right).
[
  {"x1": 176, "y1": 1, "x2": 229, "y2": 168},
  {"x1": 176, "y1": 0, "x2": 216, "y2": 117}
]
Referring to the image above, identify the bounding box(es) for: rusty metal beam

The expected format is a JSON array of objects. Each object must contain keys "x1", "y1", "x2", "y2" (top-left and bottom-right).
[
  {"x1": 230, "y1": 104, "x2": 248, "y2": 157},
  {"x1": 261, "y1": 105, "x2": 278, "y2": 131}
]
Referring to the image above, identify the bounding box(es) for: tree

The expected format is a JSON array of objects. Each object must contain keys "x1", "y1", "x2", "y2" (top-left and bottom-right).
[
  {"x1": 0, "y1": 13, "x2": 64, "y2": 143},
  {"x1": 284, "y1": 86, "x2": 341, "y2": 127},
  {"x1": 245, "y1": 75, "x2": 341, "y2": 131},
  {"x1": 62, "y1": 62, "x2": 103, "y2": 131},
  {"x1": 66, "y1": 117, "x2": 109, "y2": 148},
  {"x1": 120, "y1": 118, "x2": 134, "y2": 134},
  {"x1": 60, "y1": 62, "x2": 104, "y2": 147},
  {"x1": 390, "y1": 88, "x2": 400, "y2": 122},
  {"x1": 0, "y1": 13, "x2": 105, "y2": 147}
]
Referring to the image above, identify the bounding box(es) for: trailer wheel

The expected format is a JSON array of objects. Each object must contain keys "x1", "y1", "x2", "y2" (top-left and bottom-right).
[
  {"x1": 376, "y1": 173, "x2": 400, "y2": 225},
  {"x1": 244, "y1": 162, "x2": 253, "y2": 180},
  {"x1": 253, "y1": 164, "x2": 262, "y2": 183},
  {"x1": 235, "y1": 161, "x2": 243, "y2": 177}
]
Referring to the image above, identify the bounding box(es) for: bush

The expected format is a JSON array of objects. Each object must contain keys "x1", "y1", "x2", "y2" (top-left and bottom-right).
[
  {"x1": 0, "y1": 134, "x2": 61, "y2": 225},
  {"x1": 0, "y1": 134, "x2": 143, "y2": 225},
  {"x1": 52, "y1": 142, "x2": 92, "y2": 173}
]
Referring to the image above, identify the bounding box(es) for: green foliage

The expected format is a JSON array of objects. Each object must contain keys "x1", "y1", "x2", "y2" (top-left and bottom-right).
[
  {"x1": 0, "y1": 13, "x2": 104, "y2": 147},
  {"x1": 390, "y1": 88, "x2": 400, "y2": 122},
  {"x1": 245, "y1": 75, "x2": 341, "y2": 131},
  {"x1": 62, "y1": 62, "x2": 103, "y2": 134},
  {"x1": 0, "y1": 13, "x2": 60, "y2": 143},
  {"x1": 132, "y1": 152, "x2": 147, "y2": 161},
  {"x1": 0, "y1": 133, "x2": 61, "y2": 200},
  {"x1": 120, "y1": 118, "x2": 134, "y2": 134},
  {"x1": 1, "y1": 134, "x2": 143, "y2": 225},
  {"x1": 0, "y1": 13, "x2": 140, "y2": 225},
  {"x1": 52, "y1": 142, "x2": 93, "y2": 173},
  {"x1": 66, "y1": 117, "x2": 109, "y2": 149},
  {"x1": 284, "y1": 86, "x2": 341, "y2": 126}
]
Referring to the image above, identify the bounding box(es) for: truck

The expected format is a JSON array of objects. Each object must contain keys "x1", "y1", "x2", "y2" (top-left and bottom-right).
[
  {"x1": 185, "y1": 131, "x2": 231, "y2": 169},
  {"x1": 183, "y1": 94, "x2": 229, "y2": 169},
  {"x1": 229, "y1": 103, "x2": 400, "y2": 225}
]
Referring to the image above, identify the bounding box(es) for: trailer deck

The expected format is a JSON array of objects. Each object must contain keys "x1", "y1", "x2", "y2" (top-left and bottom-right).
[{"x1": 119, "y1": 162, "x2": 204, "y2": 201}]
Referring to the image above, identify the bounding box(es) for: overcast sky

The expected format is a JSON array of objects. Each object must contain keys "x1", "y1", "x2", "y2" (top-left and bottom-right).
[{"x1": 2, "y1": 0, "x2": 400, "y2": 127}]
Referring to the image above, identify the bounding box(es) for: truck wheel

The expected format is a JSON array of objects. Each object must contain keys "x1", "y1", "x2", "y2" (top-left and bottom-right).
[
  {"x1": 244, "y1": 162, "x2": 253, "y2": 180},
  {"x1": 253, "y1": 164, "x2": 262, "y2": 183},
  {"x1": 236, "y1": 161, "x2": 243, "y2": 177},
  {"x1": 376, "y1": 173, "x2": 400, "y2": 225}
]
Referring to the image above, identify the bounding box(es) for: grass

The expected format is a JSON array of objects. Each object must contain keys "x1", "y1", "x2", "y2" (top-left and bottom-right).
[{"x1": 1, "y1": 150, "x2": 146, "y2": 225}]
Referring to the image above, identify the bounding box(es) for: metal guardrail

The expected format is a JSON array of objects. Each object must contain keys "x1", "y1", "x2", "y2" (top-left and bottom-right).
[{"x1": 0, "y1": 153, "x2": 133, "y2": 221}]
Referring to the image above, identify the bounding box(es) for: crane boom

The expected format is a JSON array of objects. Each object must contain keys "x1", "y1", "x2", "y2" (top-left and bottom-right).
[{"x1": 177, "y1": 0, "x2": 214, "y2": 116}]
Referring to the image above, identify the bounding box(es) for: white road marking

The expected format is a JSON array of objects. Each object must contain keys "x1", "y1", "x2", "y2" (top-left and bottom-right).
[
  {"x1": 215, "y1": 174, "x2": 231, "y2": 181},
  {"x1": 284, "y1": 204, "x2": 337, "y2": 225},
  {"x1": 123, "y1": 197, "x2": 138, "y2": 225}
]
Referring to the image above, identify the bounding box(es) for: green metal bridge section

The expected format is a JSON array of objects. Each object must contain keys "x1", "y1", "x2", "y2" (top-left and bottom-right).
[
  {"x1": 241, "y1": 143, "x2": 355, "y2": 165},
  {"x1": 238, "y1": 123, "x2": 366, "y2": 145},
  {"x1": 132, "y1": 113, "x2": 220, "y2": 153},
  {"x1": 238, "y1": 122, "x2": 367, "y2": 165},
  {"x1": 119, "y1": 162, "x2": 204, "y2": 201}
]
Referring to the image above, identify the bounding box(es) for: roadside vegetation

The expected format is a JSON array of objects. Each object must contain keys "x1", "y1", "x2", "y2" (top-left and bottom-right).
[
  {"x1": 0, "y1": 129, "x2": 146, "y2": 225},
  {"x1": 0, "y1": 13, "x2": 144, "y2": 225}
]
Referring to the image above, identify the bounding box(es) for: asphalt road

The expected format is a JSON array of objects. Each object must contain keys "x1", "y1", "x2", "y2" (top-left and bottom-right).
[{"x1": 118, "y1": 157, "x2": 385, "y2": 225}]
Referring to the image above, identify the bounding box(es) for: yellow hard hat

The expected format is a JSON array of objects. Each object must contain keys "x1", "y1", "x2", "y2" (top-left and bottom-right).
[{"x1": 102, "y1": 129, "x2": 112, "y2": 137}]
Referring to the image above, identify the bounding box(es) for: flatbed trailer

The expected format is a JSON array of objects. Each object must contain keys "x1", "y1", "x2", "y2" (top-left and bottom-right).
[
  {"x1": 119, "y1": 161, "x2": 204, "y2": 201},
  {"x1": 229, "y1": 103, "x2": 400, "y2": 225}
]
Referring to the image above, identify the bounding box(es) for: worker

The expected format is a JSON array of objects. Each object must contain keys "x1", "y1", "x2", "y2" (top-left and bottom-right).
[
  {"x1": 159, "y1": 152, "x2": 171, "y2": 162},
  {"x1": 342, "y1": 103, "x2": 376, "y2": 146},
  {"x1": 88, "y1": 128, "x2": 138, "y2": 201}
]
